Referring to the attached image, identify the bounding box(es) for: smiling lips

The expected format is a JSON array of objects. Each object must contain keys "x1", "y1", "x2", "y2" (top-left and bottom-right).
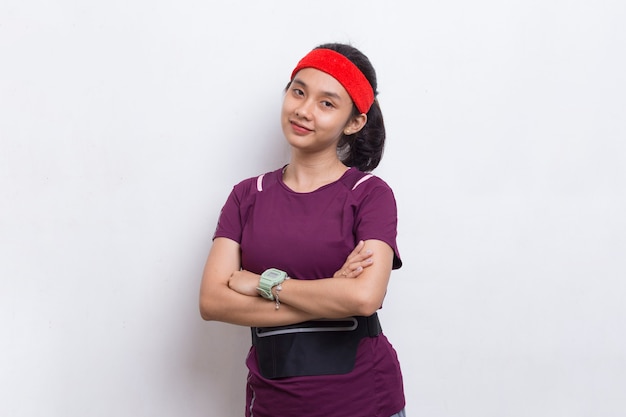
[{"x1": 290, "y1": 120, "x2": 313, "y2": 134}]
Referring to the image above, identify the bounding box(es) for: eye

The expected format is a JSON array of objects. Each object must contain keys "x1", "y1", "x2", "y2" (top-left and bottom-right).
[
  {"x1": 321, "y1": 100, "x2": 335, "y2": 108},
  {"x1": 292, "y1": 88, "x2": 305, "y2": 97}
]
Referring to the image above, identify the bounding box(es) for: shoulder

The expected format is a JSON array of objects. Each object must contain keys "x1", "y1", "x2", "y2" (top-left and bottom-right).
[
  {"x1": 231, "y1": 167, "x2": 284, "y2": 197},
  {"x1": 344, "y1": 168, "x2": 396, "y2": 198},
  {"x1": 344, "y1": 169, "x2": 399, "y2": 217}
]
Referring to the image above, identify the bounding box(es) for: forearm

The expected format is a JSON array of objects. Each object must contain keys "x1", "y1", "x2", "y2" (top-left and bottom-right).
[
  {"x1": 276, "y1": 275, "x2": 382, "y2": 318},
  {"x1": 277, "y1": 240, "x2": 394, "y2": 318},
  {"x1": 203, "y1": 239, "x2": 391, "y2": 323},
  {"x1": 200, "y1": 283, "x2": 318, "y2": 327},
  {"x1": 199, "y1": 237, "x2": 318, "y2": 327}
]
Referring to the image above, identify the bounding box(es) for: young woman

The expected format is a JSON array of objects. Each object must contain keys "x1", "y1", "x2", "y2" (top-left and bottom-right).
[{"x1": 200, "y1": 43, "x2": 406, "y2": 417}]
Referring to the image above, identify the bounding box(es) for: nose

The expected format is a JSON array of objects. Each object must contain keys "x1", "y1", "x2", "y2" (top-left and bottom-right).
[{"x1": 295, "y1": 100, "x2": 313, "y2": 119}]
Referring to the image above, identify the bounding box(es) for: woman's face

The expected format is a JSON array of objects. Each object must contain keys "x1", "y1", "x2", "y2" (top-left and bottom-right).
[{"x1": 281, "y1": 68, "x2": 362, "y2": 155}]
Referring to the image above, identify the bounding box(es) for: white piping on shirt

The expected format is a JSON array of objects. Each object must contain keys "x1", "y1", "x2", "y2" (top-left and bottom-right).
[
  {"x1": 256, "y1": 174, "x2": 265, "y2": 192},
  {"x1": 256, "y1": 172, "x2": 373, "y2": 192},
  {"x1": 247, "y1": 372, "x2": 256, "y2": 416},
  {"x1": 352, "y1": 174, "x2": 374, "y2": 190}
]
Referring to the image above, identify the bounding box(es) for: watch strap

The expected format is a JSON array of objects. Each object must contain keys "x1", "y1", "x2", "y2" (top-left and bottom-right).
[{"x1": 257, "y1": 268, "x2": 288, "y2": 300}]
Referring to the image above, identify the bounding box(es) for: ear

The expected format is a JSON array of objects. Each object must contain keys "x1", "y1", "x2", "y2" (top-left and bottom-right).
[{"x1": 343, "y1": 113, "x2": 368, "y2": 136}]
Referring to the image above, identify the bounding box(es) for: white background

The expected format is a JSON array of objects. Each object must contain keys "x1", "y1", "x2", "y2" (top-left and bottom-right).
[{"x1": 1, "y1": 1, "x2": 625, "y2": 416}]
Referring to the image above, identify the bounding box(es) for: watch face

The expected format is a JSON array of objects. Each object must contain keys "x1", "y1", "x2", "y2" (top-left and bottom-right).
[{"x1": 266, "y1": 270, "x2": 281, "y2": 278}]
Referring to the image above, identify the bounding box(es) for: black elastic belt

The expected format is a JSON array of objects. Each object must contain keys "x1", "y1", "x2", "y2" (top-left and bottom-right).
[{"x1": 251, "y1": 313, "x2": 382, "y2": 379}]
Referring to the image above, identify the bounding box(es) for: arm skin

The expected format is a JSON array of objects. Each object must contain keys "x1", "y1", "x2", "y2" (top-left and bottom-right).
[
  {"x1": 268, "y1": 239, "x2": 393, "y2": 318},
  {"x1": 199, "y1": 238, "x2": 379, "y2": 327}
]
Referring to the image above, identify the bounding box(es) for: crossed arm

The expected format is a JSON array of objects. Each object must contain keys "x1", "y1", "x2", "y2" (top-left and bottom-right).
[{"x1": 199, "y1": 237, "x2": 394, "y2": 328}]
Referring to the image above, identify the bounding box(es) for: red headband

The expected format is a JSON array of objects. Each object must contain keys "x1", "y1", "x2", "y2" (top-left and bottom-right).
[{"x1": 290, "y1": 48, "x2": 375, "y2": 114}]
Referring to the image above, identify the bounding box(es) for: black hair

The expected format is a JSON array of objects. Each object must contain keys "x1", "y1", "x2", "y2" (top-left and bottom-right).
[{"x1": 315, "y1": 43, "x2": 386, "y2": 172}]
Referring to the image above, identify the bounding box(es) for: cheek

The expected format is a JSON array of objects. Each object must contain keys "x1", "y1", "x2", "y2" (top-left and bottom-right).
[
  {"x1": 280, "y1": 103, "x2": 291, "y2": 125},
  {"x1": 320, "y1": 113, "x2": 350, "y2": 134},
  {"x1": 281, "y1": 94, "x2": 297, "y2": 114}
]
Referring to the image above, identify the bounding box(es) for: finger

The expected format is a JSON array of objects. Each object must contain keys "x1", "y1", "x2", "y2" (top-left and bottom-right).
[
  {"x1": 348, "y1": 258, "x2": 374, "y2": 277},
  {"x1": 335, "y1": 242, "x2": 370, "y2": 278},
  {"x1": 348, "y1": 257, "x2": 373, "y2": 271},
  {"x1": 348, "y1": 248, "x2": 373, "y2": 264},
  {"x1": 348, "y1": 266, "x2": 364, "y2": 278},
  {"x1": 344, "y1": 240, "x2": 366, "y2": 262}
]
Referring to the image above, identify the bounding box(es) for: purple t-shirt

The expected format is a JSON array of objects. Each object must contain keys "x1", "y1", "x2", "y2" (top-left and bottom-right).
[{"x1": 214, "y1": 167, "x2": 405, "y2": 417}]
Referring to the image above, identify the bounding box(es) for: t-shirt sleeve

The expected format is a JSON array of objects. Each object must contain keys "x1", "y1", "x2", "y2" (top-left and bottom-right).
[
  {"x1": 354, "y1": 180, "x2": 403, "y2": 269},
  {"x1": 213, "y1": 187, "x2": 243, "y2": 243},
  {"x1": 213, "y1": 178, "x2": 256, "y2": 243}
]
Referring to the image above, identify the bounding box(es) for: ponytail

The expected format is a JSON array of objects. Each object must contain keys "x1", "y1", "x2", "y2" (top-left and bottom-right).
[
  {"x1": 316, "y1": 43, "x2": 386, "y2": 172},
  {"x1": 338, "y1": 99, "x2": 385, "y2": 172}
]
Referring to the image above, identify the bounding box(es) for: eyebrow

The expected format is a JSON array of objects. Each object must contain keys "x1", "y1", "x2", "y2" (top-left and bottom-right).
[{"x1": 292, "y1": 78, "x2": 343, "y2": 101}]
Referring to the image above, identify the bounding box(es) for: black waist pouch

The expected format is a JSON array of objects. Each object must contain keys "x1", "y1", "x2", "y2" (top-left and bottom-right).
[{"x1": 251, "y1": 314, "x2": 382, "y2": 379}]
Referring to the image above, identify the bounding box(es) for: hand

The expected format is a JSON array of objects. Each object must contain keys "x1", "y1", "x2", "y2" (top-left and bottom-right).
[
  {"x1": 333, "y1": 240, "x2": 374, "y2": 278},
  {"x1": 228, "y1": 270, "x2": 261, "y2": 297}
]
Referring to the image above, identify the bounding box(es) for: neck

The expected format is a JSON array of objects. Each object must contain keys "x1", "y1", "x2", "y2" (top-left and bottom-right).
[{"x1": 283, "y1": 154, "x2": 349, "y2": 193}]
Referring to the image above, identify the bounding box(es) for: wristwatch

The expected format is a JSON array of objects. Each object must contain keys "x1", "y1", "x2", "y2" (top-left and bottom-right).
[{"x1": 257, "y1": 268, "x2": 288, "y2": 300}]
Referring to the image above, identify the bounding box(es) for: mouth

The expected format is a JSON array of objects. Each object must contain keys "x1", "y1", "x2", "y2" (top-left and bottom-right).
[{"x1": 290, "y1": 120, "x2": 313, "y2": 134}]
